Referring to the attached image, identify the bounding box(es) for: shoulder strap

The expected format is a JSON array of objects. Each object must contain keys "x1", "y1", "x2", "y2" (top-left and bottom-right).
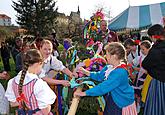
[
  {"x1": 50, "y1": 56, "x2": 52, "y2": 68},
  {"x1": 137, "y1": 45, "x2": 140, "y2": 56},
  {"x1": 131, "y1": 52, "x2": 135, "y2": 59}
]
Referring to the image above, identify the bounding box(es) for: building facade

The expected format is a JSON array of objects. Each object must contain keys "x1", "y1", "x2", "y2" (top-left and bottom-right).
[
  {"x1": 55, "y1": 6, "x2": 83, "y2": 39},
  {"x1": 0, "y1": 14, "x2": 11, "y2": 26}
]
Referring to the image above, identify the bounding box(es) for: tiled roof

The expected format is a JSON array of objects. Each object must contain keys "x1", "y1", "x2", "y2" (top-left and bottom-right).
[{"x1": 0, "y1": 14, "x2": 11, "y2": 19}]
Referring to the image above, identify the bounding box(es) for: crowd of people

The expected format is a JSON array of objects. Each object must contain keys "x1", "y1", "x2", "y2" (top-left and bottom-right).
[{"x1": 0, "y1": 19, "x2": 165, "y2": 115}]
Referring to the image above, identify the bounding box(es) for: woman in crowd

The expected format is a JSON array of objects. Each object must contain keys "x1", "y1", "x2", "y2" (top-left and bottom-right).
[{"x1": 142, "y1": 24, "x2": 165, "y2": 115}]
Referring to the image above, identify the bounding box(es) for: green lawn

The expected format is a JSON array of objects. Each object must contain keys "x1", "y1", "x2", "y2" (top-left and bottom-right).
[
  {"x1": 0, "y1": 57, "x2": 17, "y2": 114},
  {"x1": 0, "y1": 57, "x2": 16, "y2": 88}
]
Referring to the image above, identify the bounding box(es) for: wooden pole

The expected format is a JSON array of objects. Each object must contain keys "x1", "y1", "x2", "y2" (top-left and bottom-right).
[{"x1": 68, "y1": 87, "x2": 82, "y2": 115}]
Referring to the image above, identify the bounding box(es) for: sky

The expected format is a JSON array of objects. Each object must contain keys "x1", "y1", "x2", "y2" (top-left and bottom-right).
[{"x1": 0, "y1": 0, "x2": 165, "y2": 25}]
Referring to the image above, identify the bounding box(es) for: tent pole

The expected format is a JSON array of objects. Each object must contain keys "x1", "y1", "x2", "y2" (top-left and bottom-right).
[{"x1": 128, "y1": 0, "x2": 130, "y2": 6}]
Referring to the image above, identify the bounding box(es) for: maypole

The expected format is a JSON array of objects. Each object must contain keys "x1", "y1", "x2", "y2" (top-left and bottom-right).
[
  {"x1": 67, "y1": 86, "x2": 83, "y2": 115},
  {"x1": 67, "y1": 9, "x2": 105, "y2": 115}
]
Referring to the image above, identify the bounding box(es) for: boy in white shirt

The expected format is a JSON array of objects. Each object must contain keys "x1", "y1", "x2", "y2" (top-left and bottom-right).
[{"x1": 39, "y1": 39, "x2": 77, "y2": 87}]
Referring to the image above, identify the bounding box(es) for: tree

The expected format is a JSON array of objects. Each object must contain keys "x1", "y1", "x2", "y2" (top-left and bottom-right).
[{"x1": 12, "y1": 0, "x2": 58, "y2": 36}]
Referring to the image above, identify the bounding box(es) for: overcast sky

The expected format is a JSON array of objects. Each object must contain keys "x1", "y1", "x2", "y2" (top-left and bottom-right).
[{"x1": 0, "y1": 0, "x2": 165, "y2": 25}]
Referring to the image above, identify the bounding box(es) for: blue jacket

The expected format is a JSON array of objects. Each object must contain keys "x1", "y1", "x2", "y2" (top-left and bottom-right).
[{"x1": 85, "y1": 65, "x2": 134, "y2": 108}]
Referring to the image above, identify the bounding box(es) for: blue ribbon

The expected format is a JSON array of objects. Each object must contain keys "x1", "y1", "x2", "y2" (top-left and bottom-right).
[
  {"x1": 69, "y1": 77, "x2": 105, "y2": 111},
  {"x1": 62, "y1": 74, "x2": 69, "y2": 115},
  {"x1": 56, "y1": 73, "x2": 63, "y2": 115},
  {"x1": 70, "y1": 50, "x2": 77, "y2": 65}
]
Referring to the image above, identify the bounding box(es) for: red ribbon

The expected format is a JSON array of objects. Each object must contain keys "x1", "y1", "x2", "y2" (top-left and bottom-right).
[
  {"x1": 117, "y1": 64, "x2": 135, "y2": 78},
  {"x1": 116, "y1": 64, "x2": 127, "y2": 69},
  {"x1": 152, "y1": 35, "x2": 161, "y2": 39},
  {"x1": 134, "y1": 40, "x2": 140, "y2": 45},
  {"x1": 16, "y1": 93, "x2": 28, "y2": 103}
]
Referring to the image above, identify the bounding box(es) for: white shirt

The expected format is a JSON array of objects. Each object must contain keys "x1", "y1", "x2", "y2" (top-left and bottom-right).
[
  {"x1": 39, "y1": 55, "x2": 66, "y2": 78},
  {"x1": 0, "y1": 83, "x2": 9, "y2": 114},
  {"x1": 132, "y1": 55, "x2": 145, "y2": 67},
  {"x1": 127, "y1": 46, "x2": 143, "y2": 64},
  {"x1": 5, "y1": 71, "x2": 56, "y2": 109},
  {"x1": 132, "y1": 55, "x2": 146, "y2": 78}
]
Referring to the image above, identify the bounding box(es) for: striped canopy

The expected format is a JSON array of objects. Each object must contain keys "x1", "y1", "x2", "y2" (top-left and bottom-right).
[{"x1": 108, "y1": 2, "x2": 165, "y2": 31}]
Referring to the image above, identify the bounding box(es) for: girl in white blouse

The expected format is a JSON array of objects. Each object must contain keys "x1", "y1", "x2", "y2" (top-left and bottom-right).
[{"x1": 5, "y1": 49, "x2": 56, "y2": 115}]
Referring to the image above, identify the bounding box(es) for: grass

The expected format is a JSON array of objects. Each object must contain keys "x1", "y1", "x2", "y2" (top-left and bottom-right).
[
  {"x1": 0, "y1": 57, "x2": 17, "y2": 114},
  {"x1": 0, "y1": 57, "x2": 17, "y2": 88}
]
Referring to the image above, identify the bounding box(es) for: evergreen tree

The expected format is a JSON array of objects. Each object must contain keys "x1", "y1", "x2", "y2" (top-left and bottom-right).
[{"x1": 12, "y1": 0, "x2": 58, "y2": 36}]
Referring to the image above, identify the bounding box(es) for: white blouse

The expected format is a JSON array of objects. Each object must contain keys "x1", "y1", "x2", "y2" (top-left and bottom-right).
[
  {"x1": 0, "y1": 83, "x2": 9, "y2": 114},
  {"x1": 132, "y1": 55, "x2": 146, "y2": 78},
  {"x1": 5, "y1": 71, "x2": 56, "y2": 109},
  {"x1": 39, "y1": 55, "x2": 66, "y2": 78},
  {"x1": 104, "y1": 65, "x2": 114, "y2": 80},
  {"x1": 127, "y1": 46, "x2": 142, "y2": 64}
]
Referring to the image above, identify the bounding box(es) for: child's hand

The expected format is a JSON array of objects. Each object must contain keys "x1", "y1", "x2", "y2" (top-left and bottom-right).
[
  {"x1": 61, "y1": 80, "x2": 70, "y2": 87},
  {"x1": 78, "y1": 67, "x2": 85, "y2": 74},
  {"x1": 0, "y1": 71, "x2": 10, "y2": 80},
  {"x1": 134, "y1": 67, "x2": 140, "y2": 72},
  {"x1": 142, "y1": 69, "x2": 148, "y2": 74},
  {"x1": 73, "y1": 70, "x2": 78, "y2": 78},
  {"x1": 74, "y1": 91, "x2": 86, "y2": 97},
  {"x1": 78, "y1": 67, "x2": 90, "y2": 76}
]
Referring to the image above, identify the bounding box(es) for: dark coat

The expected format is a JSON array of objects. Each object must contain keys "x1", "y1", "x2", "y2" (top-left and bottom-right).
[
  {"x1": 0, "y1": 45, "x2": 10, "y2": 59},
  {"x1": 142, "y1": 40, "x2": 165, "y2": 82}
]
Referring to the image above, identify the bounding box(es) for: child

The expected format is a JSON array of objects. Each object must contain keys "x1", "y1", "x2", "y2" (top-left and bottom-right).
[
  {"x1": 75, "y1": 42, "x2": 137, "y2": 115},
  {"x1": 39, "y1": 39, "x2": 77, "y2": 87},
  {"x1": 142, "y1": 24, "x2": 165, "y2": 115},
  {"x1": 0, "y1": 71, "x2": 9, "y2": 114},
  {"x1": 132, "y1": 40, "x2": 152, "y2": 113},
  {"x1": 124, "y1": 38, "x2": 141, "y2": 64},
  {"x1": 5, "y1": 49, "x2": 56, "y2": 114},
  {"x1": 15, "y1": 41, "x2": 31, "y2": 73}
]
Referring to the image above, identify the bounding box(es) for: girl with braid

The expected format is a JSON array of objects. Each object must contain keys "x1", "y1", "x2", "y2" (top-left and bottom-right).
[{"x1": 5, "y1": 49, "x2": 56, "y2": 115}]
